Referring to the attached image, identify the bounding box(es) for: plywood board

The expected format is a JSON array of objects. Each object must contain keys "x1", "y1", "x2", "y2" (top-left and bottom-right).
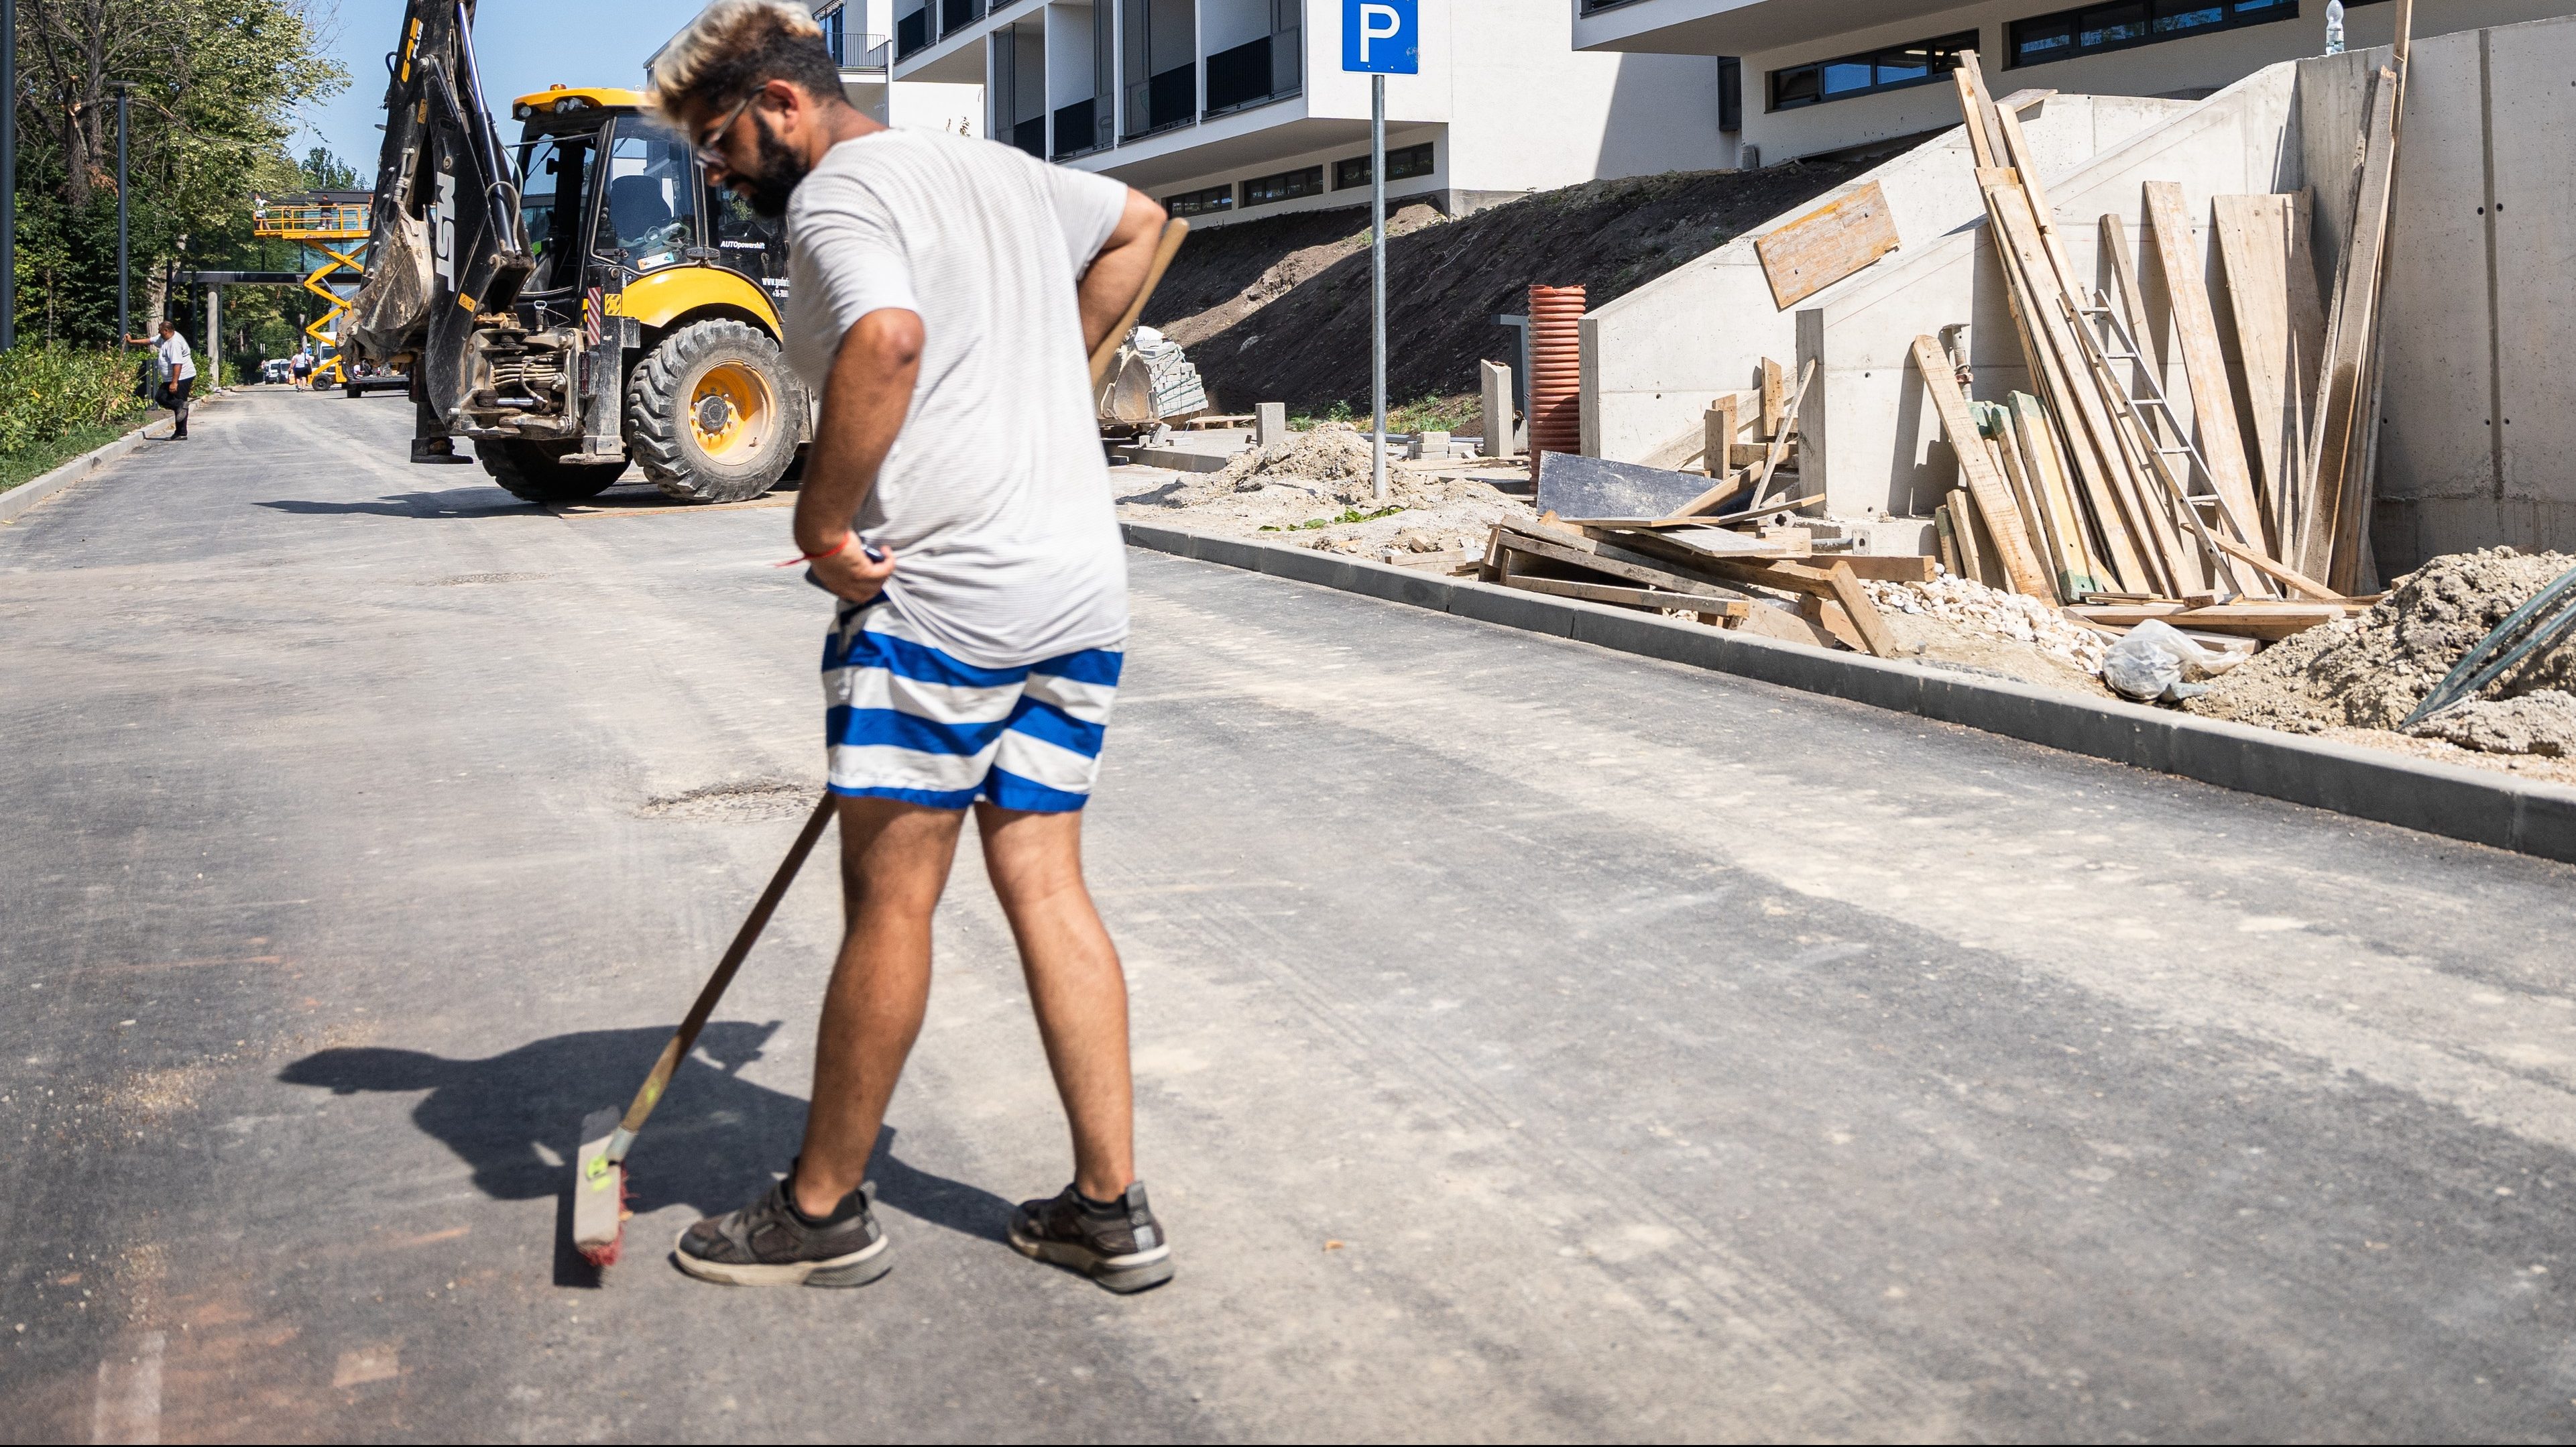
[
  {"x1": 2143, "y1": 182, "x2": 2268, "y2": 570},
  {"x1": 1756, "y1": 182, "x2": 1902, "y2": 311},
  {"x1": 2212, "y1": 193, "x2": 2303, "y2": 553}
]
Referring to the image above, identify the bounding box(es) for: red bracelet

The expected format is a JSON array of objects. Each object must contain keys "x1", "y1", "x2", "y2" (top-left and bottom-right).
[{"x1": 774, "y1": 535, "x2": 855, "y2": 569}]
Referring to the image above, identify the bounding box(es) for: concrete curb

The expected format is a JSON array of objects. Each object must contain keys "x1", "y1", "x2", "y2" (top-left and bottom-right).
[
  {"x1": 0, "y1": 422, "x2": 156, "y2": 525},
  {"x1": 1123, "y1": 522, "x2": 2576, "y2": 867}
]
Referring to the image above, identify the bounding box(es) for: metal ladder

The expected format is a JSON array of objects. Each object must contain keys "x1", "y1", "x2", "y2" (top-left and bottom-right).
[{"x1": 2062, "y1": 293, "x2": 2280, "y2": 603}]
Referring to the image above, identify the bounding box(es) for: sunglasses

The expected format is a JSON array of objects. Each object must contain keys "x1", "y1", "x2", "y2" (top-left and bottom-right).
[{"x1": 694, "y1": 93, "x2": 757, "y2": 167}]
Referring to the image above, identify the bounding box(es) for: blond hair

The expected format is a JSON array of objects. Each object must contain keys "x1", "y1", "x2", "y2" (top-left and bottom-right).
[{"x1": 648, "y1": 1, "x2": 836, "y2": 125}]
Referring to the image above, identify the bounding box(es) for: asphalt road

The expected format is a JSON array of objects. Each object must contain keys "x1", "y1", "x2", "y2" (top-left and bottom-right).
[{"x1": 7, "y1": 390, "x2": 2576, "y2": 1442}]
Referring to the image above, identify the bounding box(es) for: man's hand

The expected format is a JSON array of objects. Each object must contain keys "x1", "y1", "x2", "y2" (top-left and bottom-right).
[{"x1": 802, "y1": 536, "x2": 898, "y2": 604}]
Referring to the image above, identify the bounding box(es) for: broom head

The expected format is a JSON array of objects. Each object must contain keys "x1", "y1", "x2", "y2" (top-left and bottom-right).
[{"x1": 573, "y1": 1106, "x2": 630, "y2": 1267}]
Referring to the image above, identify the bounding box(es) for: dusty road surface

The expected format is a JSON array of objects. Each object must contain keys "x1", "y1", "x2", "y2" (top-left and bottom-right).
[{"x1": 7, "y1": 390, "x2": 2576, "y2": 1442}]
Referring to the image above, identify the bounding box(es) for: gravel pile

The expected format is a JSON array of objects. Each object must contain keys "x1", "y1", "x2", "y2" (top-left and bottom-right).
[
  {"x1": 1211, "y1": 423, "x2": 1377, "y2": 491},
  {"x1": 2186, "y1": 548, "x2": 2576, "y2": 755},
  {"x1": 1864, "y1": 573, "x2": 2111, "y2": 674}
]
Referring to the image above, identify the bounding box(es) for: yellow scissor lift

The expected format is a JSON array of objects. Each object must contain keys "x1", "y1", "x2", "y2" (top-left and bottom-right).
[{"x1": 252, "y1": 194, "x2": 371, "y2": 387}]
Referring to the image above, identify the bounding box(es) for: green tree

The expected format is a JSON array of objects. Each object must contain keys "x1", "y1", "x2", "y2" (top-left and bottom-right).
[
  {"x1": 9, "y1": 1, "x2": 349, "y2": 345},
  {"x1": 300, "y1": 143, "x2": 359, "y2": 191}
]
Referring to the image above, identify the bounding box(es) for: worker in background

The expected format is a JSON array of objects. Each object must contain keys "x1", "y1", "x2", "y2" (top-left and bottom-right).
[
  {"x1": 125, "y1": 321, "x2": 197, "y2": 441},
  {"x1": 647, "y1": 0, "x2": 1176, "y2": 1294}
]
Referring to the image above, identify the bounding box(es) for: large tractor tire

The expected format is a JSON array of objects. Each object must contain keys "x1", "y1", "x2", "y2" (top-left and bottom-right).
[
  {"x1": 627, "y1": 319, "x2": 806, "y2": 504},
  {"x1": 477, "y1": 439, "x2": 630, "y2": 503}
]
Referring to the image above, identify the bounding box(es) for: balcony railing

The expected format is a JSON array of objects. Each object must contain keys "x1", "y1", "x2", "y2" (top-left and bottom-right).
[
  {"x1": 1053, "y1": 97, "x2": 1112, "y2": 160},
  {"x1": 896, "y1": 9, "x2": 929, "y2": 57},
  {"x1": 1203, "y1": 34, "x2": 1301, "y2": 118},
  {"x1": 1123, "y1": 64, "x2": 1197, "y2": 140},
  {"x1": 831, "y1": 32, "x2": 892, "y2": 73},
  {"x1": 940, "y1": 0, "x2": 986, "y2": 38}
]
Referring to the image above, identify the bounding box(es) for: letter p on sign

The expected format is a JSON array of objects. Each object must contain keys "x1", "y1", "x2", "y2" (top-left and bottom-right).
[{"x1": 1342, "y1": 0, "x2": 1419, "y2": 74}]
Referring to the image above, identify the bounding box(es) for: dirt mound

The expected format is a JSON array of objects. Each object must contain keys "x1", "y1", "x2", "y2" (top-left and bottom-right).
[
  {"x1": 2188, "y1": 548, "x2": 2576, "y2": 752},
  {"x1": 1213, "y1": 422, "x2": 1376, "y2": 488},
  {"x1": 1143, "y1": 160, "x2": 1889, "y2": 414}
]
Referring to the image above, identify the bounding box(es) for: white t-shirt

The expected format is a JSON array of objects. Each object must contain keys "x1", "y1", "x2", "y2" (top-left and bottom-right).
[
  {"x1": 784, "y1": 129, "x2": 1132, "y2": 669},
  {"x1": 156, "y1": 334, "x2": 196, "y2": 382}
]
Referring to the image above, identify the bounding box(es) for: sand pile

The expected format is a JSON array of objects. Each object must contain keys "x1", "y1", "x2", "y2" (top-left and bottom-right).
[
  {"x1": 1212, "y1": 423, "x2": 1377, "y2": 489},
  {"x1": 2187, "y1": 548, "x2": 2576, "y2": 754},
  {"x1": 1865, "y1": 574, "x2": 2111, "y2": 674}
]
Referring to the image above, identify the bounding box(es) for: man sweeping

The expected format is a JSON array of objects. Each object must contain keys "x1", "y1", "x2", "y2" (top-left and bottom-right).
[{"x1": 650, "y1": 0, "x2": 1174, "y2": 1293}]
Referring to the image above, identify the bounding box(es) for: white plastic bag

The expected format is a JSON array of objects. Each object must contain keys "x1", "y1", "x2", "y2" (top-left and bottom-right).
[{"x1": 2102, "y1": 618, "x2": 2235, "y2": 703}]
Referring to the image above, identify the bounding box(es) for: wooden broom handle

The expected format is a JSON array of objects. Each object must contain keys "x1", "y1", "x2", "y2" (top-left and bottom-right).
[{"x1": 1089, "y1": 217, "x2": 1191, "y2": 390}]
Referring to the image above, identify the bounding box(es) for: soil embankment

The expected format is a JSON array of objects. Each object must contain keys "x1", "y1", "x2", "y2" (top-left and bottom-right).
[{"x1": 1140, "y1": 162, "x2": 1880, "y2": 415}]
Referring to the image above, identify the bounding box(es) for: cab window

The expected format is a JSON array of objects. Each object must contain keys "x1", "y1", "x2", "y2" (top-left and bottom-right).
[
  {"x1": 518, "y1": 134, "x2": 593, "y2": 292},
  {"x1": 707, "y1": 186, "x2": 786, "y2": 280},
  {"x1": 595, "y1": 125, "x2": 698, "y2": 274}
]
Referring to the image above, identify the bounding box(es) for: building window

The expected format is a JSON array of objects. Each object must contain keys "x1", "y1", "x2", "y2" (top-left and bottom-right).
[
  {"x1": 1167, "y1": 184, "x2": 1235, "y2": 218},
  {"x1": 1243, "y1": 165, "x2": 1324, "y2": 207},
  {"x1": 1769, "y1": 30, "x2": 1978, "y2": 111},
  {"x1": 1718, "y1": 57, "x2": 1742, "y2": 133},
  {"x1": 1333, "y1": 143, "x2": 1435, "y2": 191},
  {"x1": 2009, "y1": 0, "x2": 2300, "y2": 68}
]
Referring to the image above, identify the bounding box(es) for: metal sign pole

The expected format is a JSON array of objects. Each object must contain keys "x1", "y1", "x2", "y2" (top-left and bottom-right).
[
  {"x1": 1371, "y1": 71, "x2": 1387, "y2": 504},
  {"x1": 1, "y1": 0, "x2": 17, "y2": 353}
]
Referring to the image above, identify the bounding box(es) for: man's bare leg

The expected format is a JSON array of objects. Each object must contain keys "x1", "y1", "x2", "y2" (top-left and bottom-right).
[
  {"x1": 791, "y1": 797, "x2": 967, "y2": 1217},
  {"x1": 976, "y1": 804, "x2": 1135, "y2": 1199}
]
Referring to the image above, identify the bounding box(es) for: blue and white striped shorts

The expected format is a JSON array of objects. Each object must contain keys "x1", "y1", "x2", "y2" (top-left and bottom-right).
[{"x1": 821, "y1": 597, "x2": 1124, "y2": 813}]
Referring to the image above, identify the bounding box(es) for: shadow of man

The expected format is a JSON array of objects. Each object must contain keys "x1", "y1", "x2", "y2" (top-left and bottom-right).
[{"x1": 280, "y1": 1024, "x2": 1014, "y2": 1280}]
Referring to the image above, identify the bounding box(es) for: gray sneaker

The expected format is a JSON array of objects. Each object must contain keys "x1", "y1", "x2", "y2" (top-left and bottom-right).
[
  {"x1": 1008, "y1": 1183, "x2": 1174, "y2": 1293},
  {"x1": 674, "y1": 1170, "x2": 891, "y2": 1288}
]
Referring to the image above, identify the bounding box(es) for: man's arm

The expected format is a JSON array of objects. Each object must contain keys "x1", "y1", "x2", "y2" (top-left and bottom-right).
[
  {"x1": 1075, "y1": 190, "x2": 1171, "y2": 357},
  {"x1": 795, "y1": 307, "x2": 924, "y2": 603}
]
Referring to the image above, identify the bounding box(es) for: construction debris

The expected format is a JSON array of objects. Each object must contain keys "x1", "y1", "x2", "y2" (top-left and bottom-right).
[
  {"x1": 1863, "y1": 573, "x2": 2109, "y2": 675},
  {"x1": 2187, "y1": 550, "x2": 2576, "y2": 756}
]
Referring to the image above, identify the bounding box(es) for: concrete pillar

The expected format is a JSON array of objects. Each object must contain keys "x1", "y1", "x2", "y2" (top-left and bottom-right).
[
  {"x1": 1254, "y1": 402, "x2": 1287, "y2": 449},
  {"x1": 1480, "y1": 359, "x2": 1515, "y2": 458}
]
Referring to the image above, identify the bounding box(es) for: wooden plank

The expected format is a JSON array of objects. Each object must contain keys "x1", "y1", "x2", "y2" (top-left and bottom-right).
[
  {"x1": 1987, "y1": 431, "x2": 2064, "y2": 604},
  {"x1": 2208, "y1": 533, "x2": 2342, "y2": 601},
  {"x1": 2212, "y1": 193, "x2": 2302, "y2": 553},
  {"x1": 1803, "y1": 553, "x2": 1936, "y2": 583},
  {"x1": 2304, "y1": 65, "x2": 2402, "y2": 587},
  {"x1": 1934, "y1": 504, "x2": 1964, "y2": 579},
  {"x1": 1728, "y1": 599, "x2": 1840, "y2": 651},
  {"x1": 1911, "y1": 338, "x2": 2050, "y2": 599},
  {"x1": 2068, "y1": 601, "x2": 2351, "y2": 640},
  {"x1": 1501, "y1": 573, "x2": 1750, "y2": 620},
  {"x1": 1492, "y1": 528, "x2": 1750, "y2": 600},
  {"x1": 1755, "y1": 181, "x2": 1902, "y2": 310},
  {"x1": 1761, "y1": 357, "x2": 1787, "y2": 441},
  {"x1": 1704, "y1": 394, "x2": 1739, "y2": 477},
  {"x1": 2007, "y1": 392, "x2": 2105, "y2": 597},
  {"x1": 1571, "y1": 522, "x2": 1808, "y2": 560},
  {"x1": 1947, "y1": 487, "x2": 1995, "y2": 589},
  {"x1": 1822, "y1": 560, "x2": 1899, "y2": 659},
  {"x1": 2142, "y1": 182, "x2": 2270, "y2": 577}
]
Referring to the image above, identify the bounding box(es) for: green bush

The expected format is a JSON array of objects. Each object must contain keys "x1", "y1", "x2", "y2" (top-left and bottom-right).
[{"x1": 0, "y1": 346, "x2": 150, "y2": 461}]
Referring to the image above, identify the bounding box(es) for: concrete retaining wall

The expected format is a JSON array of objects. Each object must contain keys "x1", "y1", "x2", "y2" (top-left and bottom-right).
[
  {"x1": 1801, "y1": 62, "x2": 2300, "y2": 518},
  {"x1": 1580, "y1": 93, "x2": 2188, "y2": 468}
]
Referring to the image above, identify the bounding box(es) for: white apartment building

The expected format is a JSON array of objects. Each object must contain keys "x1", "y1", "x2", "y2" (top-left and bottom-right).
[
  {"x1": 1574, "y1": 0, "x2": 2576, "y2": 164},
  {"x1": 848, "y1": 0, "x2": 1733, "y2": 225}
]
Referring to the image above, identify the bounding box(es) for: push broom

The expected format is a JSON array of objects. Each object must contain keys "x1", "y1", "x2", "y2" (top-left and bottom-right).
[{"x1": 572, "y1": 217, "x2": 1189, "y2": 1269}]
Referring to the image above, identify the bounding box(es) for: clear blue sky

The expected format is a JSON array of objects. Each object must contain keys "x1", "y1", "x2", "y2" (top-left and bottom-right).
[{"x1": 301, "y1": 1, "x2": 713, "y2": 181}]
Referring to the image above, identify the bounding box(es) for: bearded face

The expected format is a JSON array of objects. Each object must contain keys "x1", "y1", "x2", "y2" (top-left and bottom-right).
[{"x1": 743, "y1": 111, "x2": 807, "y2": 219}]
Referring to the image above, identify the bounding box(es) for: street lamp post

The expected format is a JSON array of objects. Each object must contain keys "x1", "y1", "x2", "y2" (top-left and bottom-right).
[
  {"x1": 116, "y1": 84, "x2": 131, "y2": 345},
  {"x1": 3, "y1": 0, "x2": 18, "y2": 352}
]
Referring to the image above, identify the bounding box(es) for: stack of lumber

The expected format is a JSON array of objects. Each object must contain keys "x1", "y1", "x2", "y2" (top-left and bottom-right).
[
  {"x1": 1924, "y1": 27, "x2": 2410, "y2": 640},
  {"x1": 1478, "y1": 516, "x2": 1929, "y2": 660}
]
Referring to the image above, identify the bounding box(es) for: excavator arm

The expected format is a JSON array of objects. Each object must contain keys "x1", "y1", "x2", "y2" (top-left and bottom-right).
[{"x1": 345, "y1": 1, "x2": 537, "y2": 446}]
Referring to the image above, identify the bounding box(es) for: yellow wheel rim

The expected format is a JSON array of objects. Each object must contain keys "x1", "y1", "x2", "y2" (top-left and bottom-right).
[{"x1": 689, "y1": 361, "x2": 774, "y2": 461}]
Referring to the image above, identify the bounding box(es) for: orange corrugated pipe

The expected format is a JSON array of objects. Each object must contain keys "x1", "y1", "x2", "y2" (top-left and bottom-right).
[{"x1": 1526, "y1": 284, "x2": 1586, "y2": 482}]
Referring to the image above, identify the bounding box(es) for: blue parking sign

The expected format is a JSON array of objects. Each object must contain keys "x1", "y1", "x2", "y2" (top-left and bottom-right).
[{"x1": 1342, "y1": 0, "x2": 1419, "y2": 74}]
